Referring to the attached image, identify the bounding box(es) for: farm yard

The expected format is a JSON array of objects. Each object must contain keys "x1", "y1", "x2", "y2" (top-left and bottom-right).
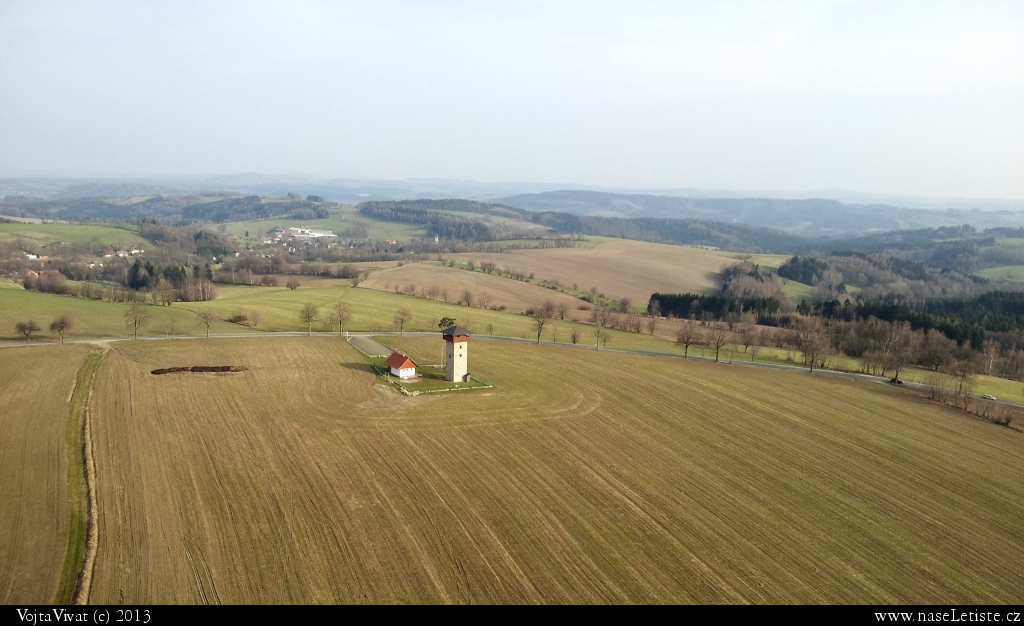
[{"x1": 48, "y1": 335, "x2": 1023, "y2": 603}]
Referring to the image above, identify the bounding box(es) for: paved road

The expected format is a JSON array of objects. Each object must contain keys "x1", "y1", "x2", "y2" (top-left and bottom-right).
[{"x1": 3, "y1": 330, "x2": 1021, "y2": 408}]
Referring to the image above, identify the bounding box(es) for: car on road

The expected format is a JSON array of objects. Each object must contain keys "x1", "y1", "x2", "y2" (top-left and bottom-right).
[{"x1": 980, "y1": 394, "x2": 997, "y2": 400}]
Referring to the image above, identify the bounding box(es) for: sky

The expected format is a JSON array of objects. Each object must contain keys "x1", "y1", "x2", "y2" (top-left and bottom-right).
[{"x1": 1, "y1": 0, "x2": 1022, "y2": 198}]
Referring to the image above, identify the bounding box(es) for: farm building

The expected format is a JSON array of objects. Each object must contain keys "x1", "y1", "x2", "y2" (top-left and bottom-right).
[{"x1": 384, "y1": 352, "x2": 418, "y2": 379}]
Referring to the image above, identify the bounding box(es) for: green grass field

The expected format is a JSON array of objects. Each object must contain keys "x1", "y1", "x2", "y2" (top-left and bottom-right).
[
  {"x1": 0, "y1": 223, "x2": 147, "y2": 250},
  {"x1": 976, "y1": 265, "x2": 1024, "y2": 283},
  {"x1": 779, "y1": 278, "x2": 813, "y2": 303},
  {"x1": 0, "y1": 282, "x2": 255, "y2": 342},
  {"x1": 736, "y1": 252, "x2": 791, "y2": 268}
]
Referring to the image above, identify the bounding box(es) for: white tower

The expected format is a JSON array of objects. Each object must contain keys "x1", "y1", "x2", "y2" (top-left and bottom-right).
[{"x1": 442, "y1": 326, "x2": 471, "y2": 382}]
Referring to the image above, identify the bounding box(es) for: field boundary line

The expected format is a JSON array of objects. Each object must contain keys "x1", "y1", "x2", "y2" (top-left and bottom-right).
[
  {"x1": 52, "y1": 348, "x2": 104, "y2": 605},
  {"x1": 73, "y1": 354, "x2": 101, "y2": 607}
]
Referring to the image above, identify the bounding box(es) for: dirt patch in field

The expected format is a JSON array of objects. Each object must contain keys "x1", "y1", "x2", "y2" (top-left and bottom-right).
[
  {"x1": 151, "y1": 366, "x2": 248, "y2": 375},
  {"x1": 358, "y1": 383, "x2": 434, "y2": 413}
]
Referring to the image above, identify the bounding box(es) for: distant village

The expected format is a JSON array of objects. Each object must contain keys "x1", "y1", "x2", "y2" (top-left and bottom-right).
[{"x1": 262, "y1": 226, "x2": 337, "y2": 244}]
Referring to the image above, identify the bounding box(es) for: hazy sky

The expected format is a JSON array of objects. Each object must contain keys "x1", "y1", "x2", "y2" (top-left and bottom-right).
[{"x1": 1, "y1": 1, "x2": 1022, "y2": 198}]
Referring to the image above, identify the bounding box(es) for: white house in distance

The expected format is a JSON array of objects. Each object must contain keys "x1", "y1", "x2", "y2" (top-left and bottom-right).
[
  {"x1": 442, "y1": 326, "x2": 471, "y2": 382},
  {"x1": 384, "y1": 351, "x2": 418, "y2": 379}
]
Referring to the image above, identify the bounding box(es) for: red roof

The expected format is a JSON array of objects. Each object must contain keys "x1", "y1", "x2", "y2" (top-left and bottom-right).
[{"x1": 384, "y1": 352, "x2": 417, "y2": 370}]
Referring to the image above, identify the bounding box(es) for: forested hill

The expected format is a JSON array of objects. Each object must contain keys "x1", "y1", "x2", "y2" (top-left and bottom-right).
[
  {"x1": 0, "y1": 194, "x2": 326, "y2": 224},
  {"x1": 495, "y1": 190, "x2": 1024, "y2": 237},
  {"x1": 358, "y1": 199, "x2": 810, "y2": 252}
]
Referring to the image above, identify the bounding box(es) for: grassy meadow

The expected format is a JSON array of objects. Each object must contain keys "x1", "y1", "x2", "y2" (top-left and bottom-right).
[
  {"x1": 73, "y1": 336, "x2": 1024, "y2": 603},
  {"x1": 0, "y1": 222, "x2": 148, "y2": 250},
  {"x1": 976, "y1": 265, "x2": 1024, "y2": 283},
  {"x1": 0, "y1": 280, "x2": 253, "y2": 342}
]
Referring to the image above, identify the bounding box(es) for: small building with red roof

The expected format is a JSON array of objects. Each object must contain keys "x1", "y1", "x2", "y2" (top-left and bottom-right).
[{"x1": 384, "y1": 351, "x2": 418, "y2": 379}]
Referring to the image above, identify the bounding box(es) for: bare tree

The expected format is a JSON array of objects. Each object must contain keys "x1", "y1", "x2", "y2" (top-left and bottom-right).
[
  {"x1": 709, "y1": 327, "x2": 728, "y2": 362},
  {"x1": 950, "y1": 348, "x2": 982, "y2": 409},
  {"x1": 322, "y1": 313, "x2": 340, "y2": 333},
  {"x1": 15, "y1": 320, "x2": 40, "y2": 341},
  {"x1": 811, "y1": 268, "x2": 845, "y2": 305},
  {"x1": 299, "y1": 303, "x2": 320, "y2": 335},
  {"x1": 591, "y1": 306, "x2": 613, "y2": 329},
  {"x1": 394, "y1": 308, "x2": 412, "y2": 335},
  {"x1": 556, "y1": 302, "x2": 569, "y2": 320},
  {"x1": 155, "y1": 283, "x2": 176, "y2": 306},
  {"x1": 530, "y1": 301, "x2": 556, "y2": 344},
  {"x1": 798, "y1": 320, "x2": 831, "y2": 373},
  {"x1": 676, "y1": 323, "x2": 702, "y2": 359},
  {"x1": 646, "y1": 316, "x2": 658, "y2": 335},
  {"x1": 626, "y1": 316, "x2": 643, "y2": 333},
  {"x1": 982, "y1": 339, "x2": 1000, "y2": 376},
  {"x1": 168, "y1": 317, "x2": 178, "y2": 339},
  {"x1": 569, "y1": 326, "x2": 582, "y2": 344},
  {"x1": 49, "y1": 316, "x2": 72, "y2": 344},
  {"x1": 532, "y1": 311, "x2": 550, "y2": 344},
  {"x1": 196, "y1": 311, "x2": 217, "y2": 338},
  {"x1": 250, "y1": 310, "x2": 260, "y2": 329},
  {"x1": 749, "y1": 342, "x2": 762, "y2": 362},
  {"x1": 462, "y1": 289, "x2": 474, "y2": 307},
  {"x1": 593, "y1": 325, "x2": 609, "y2": 350},
  {"x1": 880, "y1": 320, "x2": 915, "y2": 382},
  {"x1": 334, "y1": 301, "x2": 352, "y2": 334},
  {"x1": 123, "y1": 302, "x2": 151, "y2": 340},
  {"x1": 286, "y1": 276, "x2": 301, "y2": 290}
]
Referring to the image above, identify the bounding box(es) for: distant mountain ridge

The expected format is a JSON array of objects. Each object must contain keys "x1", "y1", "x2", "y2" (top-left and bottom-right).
[
  {"x1": 494, "y1": 191, "x2": 1024, "y2": 237},
  {"x1": 3, "y1": 175, "x2": 1023, "y2": 236}
]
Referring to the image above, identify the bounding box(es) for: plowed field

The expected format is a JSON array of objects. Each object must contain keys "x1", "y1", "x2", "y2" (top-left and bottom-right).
[
  {"x1": 360, "y1": 263, "x2": 588, "y2": 318},
  {"x1": 0, "y1": 345, "x2": 90, "y2": 603},
  {"x1": 448, "y1": 239, "x2": 738, "y2": 303},
  {"x1": 82, "y1": 336, "x2": 1024, "y2": 603}
]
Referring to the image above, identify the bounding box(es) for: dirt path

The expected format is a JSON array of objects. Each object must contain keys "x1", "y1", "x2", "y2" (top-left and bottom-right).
[
  {"x1": 348, "y1": 335, "x2": 392, "y2": 357},
  {"x1": 72, "y1": 349, "x2": 106, "y2": 605}
]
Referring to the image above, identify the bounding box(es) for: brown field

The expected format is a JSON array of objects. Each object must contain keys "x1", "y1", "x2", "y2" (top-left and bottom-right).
[
  {"x1": 0, "y1": 345, "x2": 90, "y2": 603},
  {"x1": 448, "y1": 239, "x2": 739, "y2": 304},
  {"x1": 82, "y1": 336, "x2": 1024, "y2": 603},
  {"x1": 361, "y1": 263, "x2": 590, "y2": 319}
]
